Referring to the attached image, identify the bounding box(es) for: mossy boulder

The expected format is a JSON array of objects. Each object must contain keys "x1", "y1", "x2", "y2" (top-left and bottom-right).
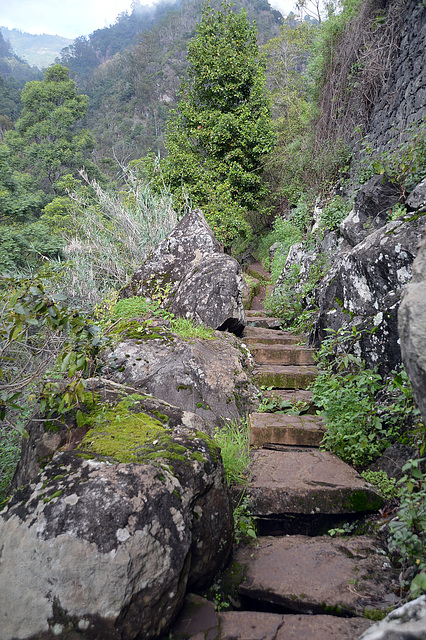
[
  {"x1": 1, "y1": 380, "x2": 233, "y2": 640},
  {"x1": 120, "y1": 208, "x2": 246, "y2": 335}
]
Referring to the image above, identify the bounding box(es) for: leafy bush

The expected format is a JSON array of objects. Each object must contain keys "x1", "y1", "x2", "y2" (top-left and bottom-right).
[
  {"x1": 389, "y1": 458, "x2": 426, "y2": 597},
  {"x1": 360, "y1": 470, "x2": 397, "y2": 500},
  {"x1": 320, "y1": 195, "x2": 352, "y2": 230},
  {"x1": 311, "y1": 326, "x2": 417, "y2": 467}
]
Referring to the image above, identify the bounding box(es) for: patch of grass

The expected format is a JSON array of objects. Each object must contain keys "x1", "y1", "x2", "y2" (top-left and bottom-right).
[
  {"x1": 170, "y1": 317, "x2": 215, "y2": 341},
  {"x1": 214, "y1": 417, "x2": 251, "y2": 486}
]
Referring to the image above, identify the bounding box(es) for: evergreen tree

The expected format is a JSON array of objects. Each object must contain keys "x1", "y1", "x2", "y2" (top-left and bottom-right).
[{"x1": 149, "y1": 1, "x2": 275, "y2": 244}]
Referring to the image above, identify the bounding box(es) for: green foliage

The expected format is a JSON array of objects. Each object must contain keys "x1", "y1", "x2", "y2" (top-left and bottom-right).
[
  {"x1": 233, "y1": 494, "x2": 257, "y2": 546},
  {"x1": 5, "y1": 64, "x2": 96, "y2": 192},
  {"x1": 46, "y1": 169, "x2": 178, "y2": 307},
  {"x1": 358, "y1": 119, "x2": 426, "y2": 198},
  {"x1": 311, "y1": 326, "x2": 420, "y2": 467},
  {"x1": 360, "y1": 470, "x2": 397, "y2": 500},
  {"x1": 169, "y1": 317, "x2": 216, "y2": 341},
  {"x1": 146, "y1": 1, "x2": 275, "y2": 245},
  {"x1": 0, "y1": 422, "x2": 20, "y2": 505},
  {"x1": 0, "y1": 273, "x2": 104, "y2": 435},
  {"x1": 320, "y1": 194, "x2": 351, "y2": 230},
  {"x1": 214, "y1": 416, "x2": 251, "y2": 485},
  {"x1": 389, "y1": 458, "x2": 426, "y2": 597}
]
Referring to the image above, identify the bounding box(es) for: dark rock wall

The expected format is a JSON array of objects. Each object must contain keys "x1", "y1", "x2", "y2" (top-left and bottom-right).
[{"x1": 363, "y1": 0, "x2": 426, "y2": 153}]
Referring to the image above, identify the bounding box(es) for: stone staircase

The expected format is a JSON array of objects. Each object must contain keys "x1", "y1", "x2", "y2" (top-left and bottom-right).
[{"x1": 170, "y1": 273, "x2": 399, "y2": 640}]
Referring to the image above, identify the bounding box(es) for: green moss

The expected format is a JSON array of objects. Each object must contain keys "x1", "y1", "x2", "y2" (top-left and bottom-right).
[
  {"x1": 363, "y1": 608, "x2": 393, "y2": 622},
  {"x1": 79, "y1": 410, "x2": 166, "y2": 463},
  {"x1": 342, "y1": 489, "x2": 383, "y2": 512},
  {"x1": 43, "y1": 489, "x2": 63, "y2": 503},
  {"x1": 191, "y1": 451, "x2": 204, "y2": 463}
]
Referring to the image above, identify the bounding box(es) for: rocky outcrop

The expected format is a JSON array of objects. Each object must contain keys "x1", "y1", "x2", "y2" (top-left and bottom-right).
[
  {"x1": 121, "y1": 208, "x2": 246, "y2": 335},
  {"x1": 339, "y1": 175, "x2": 400, "y2": 248},
  {"x1": 104, "y1": 324, "x2": 257, "y2": 424},
  {"x1": 1, "y1": 381, "x2": 233, "y2": 640},
  {"x1": 313, "y1": 212, "x2": 426, "y2": 374},
  {"x1": 359, "y1": 595, "x2": 426, "y2": 640},
  {"x1": 398, "y1": 231, "x2": 426, "y2": 423}
]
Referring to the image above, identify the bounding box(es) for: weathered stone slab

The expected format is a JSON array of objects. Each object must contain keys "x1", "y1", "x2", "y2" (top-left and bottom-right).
[
  {"x1": 254, "y1": 365, "x2": 318, "y2": 389},
  {"x1": 275, "y1": 614, "x2": 372, "y2": 640},
  {"x1": 237, "y1": 535, "x2": 397, "y2": 617},
  {"x1": 220, "y1": 611, "x2": 284, "y2": 640},
  {"x1": 260, "y1": 389, "x2": 315, "y2": 413},
  {"x1": 243, "y1": 449, "x2": 383, "y2": 515},
  {"x1": 250, "y1": 344, "x2": 316, "y2": 366},
  {"x1": 247, "y1": 317, "x2": 283, "y2": 329},
  {"x1": 245, "y1": 264, "x2": 272, "y2": 281},
  {"x1": 249, "y1": 413, "x2": 325, "y2": 448},
  {"x1": 242, "y1": 327, "x2": 300, "y2": 345}
]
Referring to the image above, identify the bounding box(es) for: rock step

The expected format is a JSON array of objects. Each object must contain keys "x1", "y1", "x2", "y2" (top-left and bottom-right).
[
  {"x1": 250, "y1": 344, "x2": 316, "y2": 366},
  {"x1": 247, "y1": 317, "x2": 283, "y2": 329},
  {"x1": 243, "y1": 327, "x2": 300, "y2": 345},
  {"x1": 238, "y1": 448, "x2": 383, "y2": 516},
  {"x1": 245, "y1": 263, "x2": 272, "y2": 282},
  {"x1": 260, "y1": 389, "x2": 316, "y2": 413},
  {"x1": 250, "y1": 413, "x2": 325, "y2": 448},
  {"x1": 236, "y1": 535, "x2": 398, "y2": 618},
  {"x1": 171, "y1": 595, "x2": 373, "y2": 640},
  {"x1": 254, "y1": 365, "x2": 318, "y2": 390},
  {"x1": 245, "y1": 309, "x2": 268, "y2": 317}
]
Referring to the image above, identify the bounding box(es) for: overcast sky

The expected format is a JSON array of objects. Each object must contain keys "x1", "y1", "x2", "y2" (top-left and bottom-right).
[{"x1": 0, "y1": 0, "x2": 296, "y2": 39}]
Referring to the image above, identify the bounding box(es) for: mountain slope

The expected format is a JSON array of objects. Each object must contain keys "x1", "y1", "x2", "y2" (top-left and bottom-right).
[{"x1": 0, "y1": 27, "x2": 73, "y2": 69}]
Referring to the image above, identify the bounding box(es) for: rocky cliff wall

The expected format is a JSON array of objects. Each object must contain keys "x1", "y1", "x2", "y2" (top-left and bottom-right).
[{"x1": 363, "y1": 0, "x2": 426, "y2": 153}]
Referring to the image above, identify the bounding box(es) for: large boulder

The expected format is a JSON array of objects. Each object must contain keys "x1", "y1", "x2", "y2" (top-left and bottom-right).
[
  {"x1": 340, "y1": 175, "x2": 400, "y2": 248},
  {"x1": 103, "y1": 322, "x2": 257, "y2": 424},
  {"x1": 121, "y1": 208, "x2": 246, "y2": 335},
  {"x1": 312, "y1": 213, "x2": 426, "y2": 374},
  {"x1": 398, "y1": 231, "x2": 426, "y2": 422},
  {"x1": 1, "y1": 381, "x2": 233, "y2": 640},
  {"x1": 359, "y1": 595, "x2": 426, "y2": 640}
]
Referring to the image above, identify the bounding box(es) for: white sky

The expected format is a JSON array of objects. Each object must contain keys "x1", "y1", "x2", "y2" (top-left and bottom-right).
[{"x1": 0, "y1": 0, "x2": 297, "y2": 39}]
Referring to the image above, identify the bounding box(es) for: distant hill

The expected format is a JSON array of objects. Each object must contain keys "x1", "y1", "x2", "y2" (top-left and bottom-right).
[
  {"x1": 0, "y1": 30, "x2": 42, "y2": 119},
  {"x1": 0, "y1": 27, "x2": 72, "y2": 68}
]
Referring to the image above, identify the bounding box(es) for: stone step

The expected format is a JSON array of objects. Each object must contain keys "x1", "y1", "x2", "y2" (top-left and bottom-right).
[
  {"x1": 170, "y1": 595, "x2": 373, "y2": 640},
  {"x1": 242, "y1": 327, "x2": 300, "y2": 345},
  {"x1": 239, "y1": 448, "x2": 383, "y2": 516},
  {"x1": 251, "y1": 344, "x2": 316, "y2": 366},
  {"x1": 245, "y1": 309, "x2": 267, "y2": 317},
  {"x1": 254, "y1": 365, "x2": 318, "y2": 389},
  {"x1": 247, "y1": 317, "x2": 283, "y2": 330},
  {"x1": 260, "y1": 389, "x2": 315, "y2": 414},
  {"x1": 245, "y1": 263, "x2": 272, "y2": 282},
  {"x1": 236, "y1": 535, "x2": 398, "y2": 618},
  {"x1": 250, "y1": 413, "x2": 325, "y2": 448}
]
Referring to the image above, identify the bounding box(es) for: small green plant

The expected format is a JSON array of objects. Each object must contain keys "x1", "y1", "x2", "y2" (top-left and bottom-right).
[
  {"x1": 233, "y1": 494, "x2": 257, "y2": 546},
  {"x1": 214, "y1": 417, "x2": 251, "y2": 486},
  {"x1": 360, "y1": 470, "x2": 397, "y2": 500},
  {"x1": 320, "y1": 195, "x2": 352, "y2": 230},
  {"x1": 388, "y1": 458, "x2": 426, "y2": 597},
  {"x1": 388, "y1": 203, "x2": 407, "y2": 221}
]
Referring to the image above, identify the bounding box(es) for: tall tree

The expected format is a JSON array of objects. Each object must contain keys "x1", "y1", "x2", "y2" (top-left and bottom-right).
[
  {"x1": 5, "y1": 64, "x2": 95, "y2": 193},
  {"x1": 148, "y1": 0, "x2": 275, "y2": 245}
]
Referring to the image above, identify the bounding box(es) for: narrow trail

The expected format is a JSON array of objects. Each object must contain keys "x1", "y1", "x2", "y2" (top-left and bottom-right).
[{"x1": 170, "y1": 264, "x2": 398, "y2": 640}]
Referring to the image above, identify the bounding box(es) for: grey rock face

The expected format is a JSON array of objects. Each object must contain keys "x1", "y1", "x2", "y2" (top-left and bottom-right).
[
  {"x1": 398, "y1": 231, "x2": 426, "y2": 423},
  {"x1": 339, "y1": 175, "x2": 400, "y2": 248},
  {"x1": 313, "y1": 214, "x2": 426, "y2": 374},
  {"x1": 1, "y1": 382, "x2": 233, "y2": 640},
  {"x1": 406, "y1": 176, "x2": 426, "y2": 212},
  {"x1": 105, "y1": 328, "x2": 257, "y2": 425},
  {"x1": 359, "y1": 595, "x2": 426, "y2": 640},
  {"x1": 121, "y1": 208, "x2": 246, "y2": 335}
]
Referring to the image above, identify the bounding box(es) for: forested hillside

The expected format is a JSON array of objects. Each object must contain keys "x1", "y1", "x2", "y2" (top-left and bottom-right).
[
  {"x1": 0, "y1": 31, "x2": 41, "y2": 119},
  {"x1": 59, "y1": 0, "x2": 282, "y2": 161}
]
